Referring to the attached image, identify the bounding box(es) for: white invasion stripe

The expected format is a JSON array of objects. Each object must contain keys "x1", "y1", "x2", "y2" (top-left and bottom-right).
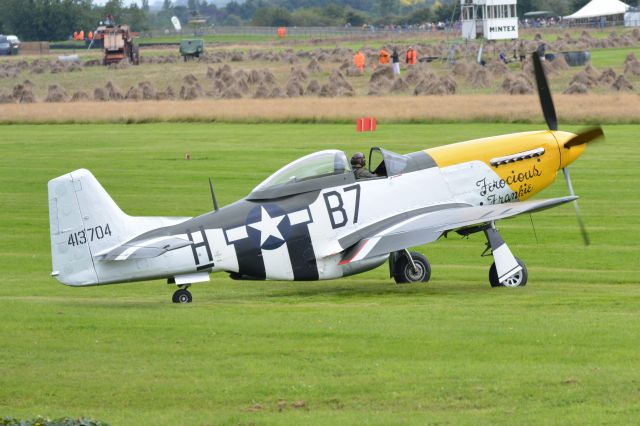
[
  {"x1": 226, "y1": 226, "x2": 248, "y2": 242},
  {"x1": 500, "y1": 265, "x2": 523, "y2": 282},
  {"x1": 112, "y1": 236, "x2": 176, "y2": 260},
  {"x1": 115, "y1": 246, "x2": 139, "y2": 260},
  {"x1": 262, "y1": 243, "x2": 294, "y2": 280},
  {"x1": 352, "y1": 237, "x2": 380, "y2": 262},
  {"x1": 492, "y1": 244, "x2": 520, "y2": 282},
  {"x1": 288, "y1": 209, "x2": 311, "y2": 226},
  {"x1": 490, "y1": 147, "x2": 545, "y2": 167}
]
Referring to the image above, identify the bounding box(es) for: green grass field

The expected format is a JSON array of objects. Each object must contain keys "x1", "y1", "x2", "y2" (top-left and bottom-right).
[{"x1": 1, "y1": 123, "x2": 639, "y2": 424}]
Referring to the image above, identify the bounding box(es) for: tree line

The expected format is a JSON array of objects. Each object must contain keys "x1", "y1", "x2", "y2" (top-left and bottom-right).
[{"x1": 0, "y1": 0, "x2": 594, "y2": 42}]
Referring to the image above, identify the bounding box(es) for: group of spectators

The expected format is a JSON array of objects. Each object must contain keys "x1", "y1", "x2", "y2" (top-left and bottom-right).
[{"x1": 353, "y1": 46, "x2": 419, "y2": 76}]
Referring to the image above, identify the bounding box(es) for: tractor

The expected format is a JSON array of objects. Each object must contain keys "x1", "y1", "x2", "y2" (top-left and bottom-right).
[{"x1": 93, "y1": 21, "x2": 140, "y2": 66}]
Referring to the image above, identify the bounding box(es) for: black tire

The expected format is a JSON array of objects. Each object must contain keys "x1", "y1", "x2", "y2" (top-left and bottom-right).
[
  {"x1": 173, "y1": 288, "x2": 192, "y2": 303},
  {"x1": 489, "y1": 257, "x2": 527, "y2": 288},
  {"x1": 394, "y1": 252, "x2": 431, "y2": 284}
]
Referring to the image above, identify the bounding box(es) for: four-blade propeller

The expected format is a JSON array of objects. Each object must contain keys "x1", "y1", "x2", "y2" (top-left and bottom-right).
[{"x1": 531, "y1": 52, "x2": 604, "y2": 245}]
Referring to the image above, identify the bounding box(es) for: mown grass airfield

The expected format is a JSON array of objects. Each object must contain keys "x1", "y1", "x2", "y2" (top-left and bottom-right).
[{"x1": 1, "y1": 29, "x2": 640, "y2": 424}]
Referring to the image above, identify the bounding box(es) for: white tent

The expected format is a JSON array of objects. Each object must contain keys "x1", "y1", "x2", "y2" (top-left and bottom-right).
[{"x1": 564, "y1": 0, "x2": 630, "y2": 19}]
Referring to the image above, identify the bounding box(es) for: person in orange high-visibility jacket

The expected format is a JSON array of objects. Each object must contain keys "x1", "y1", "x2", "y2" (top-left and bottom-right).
[
  {"x1": 79, "y1": 30, "x2": 85, "y2": 41},
  {"x1": 354, "y1": 51, "x2": 365, "y2": 72},
  {"x1": 378, "y1": 49, "x2": 390, "y2": 65},
  {"x1": 88, "y1": 31, "x2": 93, "y2": 41},
  {"x1": 405, "y1": 46, "x2": 417, "y2": 65},
  {"x1": 73, "y1": 31, "x2": 79, "y2": 41}
]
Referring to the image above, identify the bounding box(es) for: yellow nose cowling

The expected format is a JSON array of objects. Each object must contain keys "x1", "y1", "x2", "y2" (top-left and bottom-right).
[{"x1": 554, "y1": 131, "x2": 587, "y2": 169}]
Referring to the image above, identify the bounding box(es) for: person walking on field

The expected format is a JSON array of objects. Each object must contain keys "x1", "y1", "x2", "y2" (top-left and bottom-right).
[
  {"x1": 391, "y1": 48, "x2": 400, "y2": 76},
  {"x1": 378, "y1": 48, "x2": 390, "y2": 65},
  {"x1": 405, "y1": 46, "x2": 417, "y2": 65},
  {"x1": 353, "y1": 50, "x2": 366, "y2": 73}
]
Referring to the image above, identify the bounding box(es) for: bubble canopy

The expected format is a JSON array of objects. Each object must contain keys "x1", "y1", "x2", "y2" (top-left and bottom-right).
[{"x1": 253, "y1": 150, "x2": 352, "y2": 192}]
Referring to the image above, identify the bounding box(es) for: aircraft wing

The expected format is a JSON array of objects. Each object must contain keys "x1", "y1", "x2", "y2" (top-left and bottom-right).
[
  {"x1": 339, "y1": 196, "x2": 577, "y2": 264},
  {"x1": 93, "y1": 235, "x2": 192, "y2": 260}
]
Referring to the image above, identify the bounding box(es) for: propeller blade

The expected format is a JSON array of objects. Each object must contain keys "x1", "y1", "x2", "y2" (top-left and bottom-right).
[
  {"x1": 564, "y1": 126, "x2": 604, "y2": 149},
  {"x1": 562, "y1": 167, "x2": 590, "y2": 246},
  {"x1": 532, "y1": 51, "x2": 558, "y2": 131}
]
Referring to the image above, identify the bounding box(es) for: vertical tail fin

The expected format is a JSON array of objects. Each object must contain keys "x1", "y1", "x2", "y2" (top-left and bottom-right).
[{"x1": 48, "y1": 169, "x2": 128, "y2": 286}]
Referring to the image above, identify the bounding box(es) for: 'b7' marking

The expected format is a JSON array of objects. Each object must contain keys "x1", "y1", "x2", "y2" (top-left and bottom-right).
[{"x1": 323, "y1": 184, "x2": 361, "y2": 229}]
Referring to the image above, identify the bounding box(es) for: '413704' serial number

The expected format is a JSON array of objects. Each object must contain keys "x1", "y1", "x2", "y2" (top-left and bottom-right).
[{"x1": 68, "y1": 224, "x2": 112, "y2": 246}]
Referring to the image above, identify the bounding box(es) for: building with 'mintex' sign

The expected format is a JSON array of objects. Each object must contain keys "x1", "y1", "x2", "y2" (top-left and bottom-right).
[{"x1": 460, "y1": 0, "x2": 519, "y2": 40}]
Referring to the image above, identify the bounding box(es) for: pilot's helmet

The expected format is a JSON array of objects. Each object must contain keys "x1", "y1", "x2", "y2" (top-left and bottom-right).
[{"x1": 351, "y1": 152, "x2": 365, "y2": 167}]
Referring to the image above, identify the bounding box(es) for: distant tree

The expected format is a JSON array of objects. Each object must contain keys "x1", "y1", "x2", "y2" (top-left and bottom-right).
[
  {"x1": 222, "y1": 14, "x2": 242, "y2": 26},
  {"x1": 2, "y1": 0, "x2": 96, "y2": 41},
  {"x1": 377, "y1": 0, "x2": 400, "y2": 18},
  {"x1": 345, "y1": 8, "x2": 368, "y2": 26},
  {"x1": 252, "y1": 7, "x2": 292, "y2": 26},
  {"x1": 432, "y1": 2, "x2": 456, "y2": 22},
  {"x1": 162, "y1": 0, "x2": 172, "y2": 11},
  {"x1": 405, "y1": 7, "x2": 432, "y2": 24},
  {"x1": 142, "y1": 0, "x2": 150, "y2": 13},
  {"x1": 572, "y1": 0, "x2": 591, "y2": 12}
]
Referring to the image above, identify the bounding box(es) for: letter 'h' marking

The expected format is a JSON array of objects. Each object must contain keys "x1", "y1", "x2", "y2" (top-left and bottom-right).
[{"x1": 187, "y1": 226, "x2": 215, "y2": 270}]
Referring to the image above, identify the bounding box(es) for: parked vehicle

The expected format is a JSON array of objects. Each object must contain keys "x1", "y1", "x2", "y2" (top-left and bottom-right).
[{"x1": 0, "y1": 36, "x2": 13, "y2": 55}]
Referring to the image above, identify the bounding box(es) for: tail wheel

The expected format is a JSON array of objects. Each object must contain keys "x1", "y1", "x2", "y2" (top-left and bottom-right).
[
  {"x1": 489, "y1": 257, "x2": 528, "y2": 288},
  {"x1": 394, "y1": 252, "x2": 431, "y2": 284}
]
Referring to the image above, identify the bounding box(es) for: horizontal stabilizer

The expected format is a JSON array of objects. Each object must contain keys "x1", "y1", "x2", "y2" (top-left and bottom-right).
[{"x1": 94, "y1": 235, "x2": 192, "y2": 260}]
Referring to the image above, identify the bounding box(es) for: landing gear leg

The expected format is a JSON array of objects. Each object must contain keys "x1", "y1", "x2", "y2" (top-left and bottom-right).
[
  {"x1": 483, "y1": 224, "x2": 528, "y2": 288},
  {"x1": 172, "y1": 285, "x2": 193, "y2": 303}
]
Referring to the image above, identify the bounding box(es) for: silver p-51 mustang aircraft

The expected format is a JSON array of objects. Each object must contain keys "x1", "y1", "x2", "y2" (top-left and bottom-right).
[{"x1": 48, "y1": 54, "x2": 602, "y2": 302}]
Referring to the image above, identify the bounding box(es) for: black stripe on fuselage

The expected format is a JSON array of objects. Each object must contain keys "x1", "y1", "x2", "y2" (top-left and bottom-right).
[{"x1": 287, "y1": 225, "x2": 319, "y2": 281}]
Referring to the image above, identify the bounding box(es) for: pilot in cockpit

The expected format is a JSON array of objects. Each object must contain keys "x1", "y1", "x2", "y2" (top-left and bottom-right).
[{"x1": 351, "y1": 152, "x2": 376, "y2": 179}]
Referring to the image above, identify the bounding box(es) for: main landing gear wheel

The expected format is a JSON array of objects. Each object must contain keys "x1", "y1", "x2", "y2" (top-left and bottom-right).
[
  {"x1": 489, "y1": 257, "x2": 528, "y2": 288},
  {"x1": 172, "y1": 288, "x2": 193, "y2": 303},
  {"x1": 394, "y1": 251, "x2": 431, "y2": 284}
]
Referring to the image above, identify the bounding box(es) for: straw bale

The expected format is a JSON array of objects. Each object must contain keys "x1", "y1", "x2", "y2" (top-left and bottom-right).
[
  {"x1": 221, "y1": 86, "x2": 243, "y2": 99},
  {"x1": 180, "y1": 82, "x2": 204, "y2": 100},
  {"x1": 105, "y1": 81, "x2": 125, "y2": 101},
  {"x1": 487, "y1": 60, "x2": 508, "y2": 76},
  {"x1": 0, "y1": 92, "x2": 15, "y2": 103},
  {"x1": 563, "y1": 82, "x2": 589, "y2": 94},
  {"x1": 598, "y1": 68, "x2": 617, "y2": 85},
  {"x1": 125, "y1": 87, "x2": 142, "y2": 101},
  {"x1": 230, "y1": 52, "x2": 244, "y2": 62},
  {"x1": 369, "y1": 65, "x2": 394, "y2": 84},
  {"x1": 472, "y1": 68, "x2": 492, "y2": 88},
  {"x1": 93, "y1": 87, "x2": 108, "y2": 101},
  {"x1": 183, "y1": 74, "x2": 199, "y2": 85},
  {"x1": 45, "y1": 84, "x2": 68, "y2": 103},
  {"x1": 500, "y1": 73, "x2": 534, "y2": 95},
  {"x1": 253, "y1": 84, "x2": 270, "y2": 99},
  {"x1": 307, "y1": 59, "x2": 323, "y2": 74},
  {"x1": 452, "y1": 61, "x2": 470, "y2": 77},
  {"x1": 612, "y1": 75, "x2": 634, "y2": 91},
  {"x1": 570, "y1": 71, "x2": 598, "y2": 88},
  {"x1": 286, "y1": 80, "x2": 305, "y2": 97},
  {"x1": 248, "y1": 69, "x2": 263, "y2": 85},
  {"x1": 290, "y1": 67, "x2": 308, "y2": 82},
  {"x1": 390, "y1": 77, "x2": 410, "y2": 93},
  {"x1": 138, "y1": 81, "x2": 156, "y2": 100},
  {"x1": 70, "y1": 91, "x2": 90, "y2": 102},
  {"x1": 305, "y1": 80, "x2": 321, "y2": 96}
]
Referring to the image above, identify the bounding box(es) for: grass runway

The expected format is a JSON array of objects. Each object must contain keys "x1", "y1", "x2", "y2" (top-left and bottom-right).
[{"x1": 0, "y1": 122, "x2": 639, "y2": 424}]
